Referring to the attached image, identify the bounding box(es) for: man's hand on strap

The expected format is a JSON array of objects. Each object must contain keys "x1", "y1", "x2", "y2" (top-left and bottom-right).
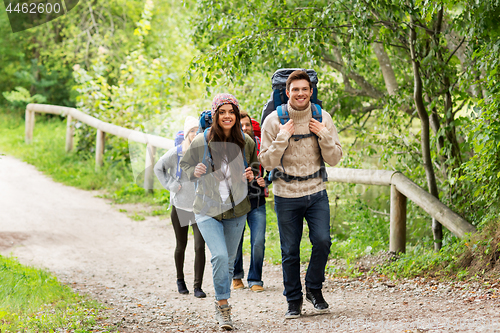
[
  {"x1": 309, "y1": 118, "x2": 325, "y2": 135},
  {"x1": 279, "y1": 119, "x2": 295, "y2": 136}
]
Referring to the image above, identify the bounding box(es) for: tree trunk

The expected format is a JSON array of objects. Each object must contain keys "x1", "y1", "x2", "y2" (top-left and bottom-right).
[
  {"x1": 373, "y1": 42, "x2": 398, "y2": 95},
  {"x1": 409, "y1": 17, "x2": 442, "y2": 251},
  {"x1": 443, "y1": 76, "x2": 463, "y2": 169}
]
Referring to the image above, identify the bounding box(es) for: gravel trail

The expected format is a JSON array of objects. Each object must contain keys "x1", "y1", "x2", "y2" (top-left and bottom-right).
[{"x1": 1, "y1": 154, "x2": 499, "y2": 332}]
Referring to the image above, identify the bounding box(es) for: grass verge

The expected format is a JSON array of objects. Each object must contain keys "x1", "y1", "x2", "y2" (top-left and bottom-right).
[{"x1": 0, "y1": 255, "x2": 116, "y2": 332}]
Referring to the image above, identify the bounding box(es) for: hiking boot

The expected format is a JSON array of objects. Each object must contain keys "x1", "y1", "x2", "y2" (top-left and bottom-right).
[
  {"x1": 194, "y1": 288, "x2": 206, "y2": 298},
  {"x1": 214, "y1": 302, "x2": 233, "y2": 330},
  {"x1": 177, "y1": 280, "x2": 189, "y2": 295},
  {"x1": 285, "y1": 298, "x2": 302, "y2": 319},
  {"x1": 305, "y1": 287, "x2": 329, "y2": 312},
  {"x1": 232, "y1": 279, "x2": 244, "y2": 289},
  {"x1": 250, "y1": 285, "x2": 264, "y2": 292}
]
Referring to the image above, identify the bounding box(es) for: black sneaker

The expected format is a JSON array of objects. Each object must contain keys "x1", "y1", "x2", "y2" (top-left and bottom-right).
[
  {"x1": 285, "y1": 298, "x2": 303, "y2": 319},
  {"x1": 177, "y1": 280, "x2": 189, "y2": 294},
  {"x1": 305, "y1": 287, "x2": 329, "y2": 312},
  {"x1": 194, "y1": 288, "x2": 206, "y2": 298}
]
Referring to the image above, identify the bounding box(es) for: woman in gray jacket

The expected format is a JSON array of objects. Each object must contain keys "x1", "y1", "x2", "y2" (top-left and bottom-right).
[{"x1": 154, "y1": 116, "x2": 206, "y2": 298}]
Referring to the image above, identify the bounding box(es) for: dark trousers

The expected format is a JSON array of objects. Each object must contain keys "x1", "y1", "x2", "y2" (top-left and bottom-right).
[
  {"x1": 274, "y1": 190, "x2": 331, "y2": 302},
  {"x1": 171, "y1": 206, "x2": 206, "y2": 289}
]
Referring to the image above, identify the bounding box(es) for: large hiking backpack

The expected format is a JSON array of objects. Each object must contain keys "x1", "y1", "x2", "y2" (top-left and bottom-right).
[
  {"x1": 261, "y1": 68, "x2": 323, "y2": 126},
  {"x1": 261, "y1": 68, "x2": 328, "y2": 183},
  {"x1": 196, "y1": 110, "x2": 213, "y2": 134}
]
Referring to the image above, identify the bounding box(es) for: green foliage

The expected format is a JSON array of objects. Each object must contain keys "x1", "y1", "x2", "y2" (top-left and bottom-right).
[
  {"x1": 459, "y1": 41, "x2": 500, "y2": 223},
  {"x1": 107, "y1": 182, "x2": 169, "y2": 205},
  {"x1": 0, "y1": 255, "x2": 114, "y2": 332},
  {"x1": 71, "y1": 0, "x2": 206, "y2": 159},
  {"x1": 2, "y1": 87, "x2": 46, "y2": 110},
  {"x1": 0, "y1": 0, "x2": 146, "y2": 107}
]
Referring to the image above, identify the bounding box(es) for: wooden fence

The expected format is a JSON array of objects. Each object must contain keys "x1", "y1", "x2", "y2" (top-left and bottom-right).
[{"x1": 25, "y1": 103, "x2": 476, "y2": 253}]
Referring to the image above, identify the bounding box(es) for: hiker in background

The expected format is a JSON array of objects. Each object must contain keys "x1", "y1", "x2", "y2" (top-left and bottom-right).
[
  {"x1": 154, "y1": 116, "x2": 207, "y2": 298},
  {"x1": 233, "y1": 112, "x2": 267, "y2": 292},
  {"x1": 259, "y1": 70, "x2": 343, "y2": 319},
  {"x1": 180, "y1": 93, "x2": 258, "y2": 331}
]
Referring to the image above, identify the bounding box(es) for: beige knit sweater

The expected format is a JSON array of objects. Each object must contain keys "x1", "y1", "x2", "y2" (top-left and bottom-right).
[{"x1": 259, "y1": 102, "x2": 343, "y2": 198}]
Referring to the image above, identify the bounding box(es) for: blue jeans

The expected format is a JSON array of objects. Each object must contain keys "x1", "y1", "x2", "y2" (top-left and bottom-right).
[
  {"x1": 195, "y1": 213, "x2": 246, "y2": 301},
  {"x1": 233, "y1": 204, "x2": 266, "y2": 287},
  {"x1": 274, "y1": 190, "x2": 331, "y2": 302}
]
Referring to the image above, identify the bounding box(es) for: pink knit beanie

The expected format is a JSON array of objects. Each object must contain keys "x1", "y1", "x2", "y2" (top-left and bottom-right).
[{"x1": 211, "y1": 93, "x2": 240, "y2": 118}]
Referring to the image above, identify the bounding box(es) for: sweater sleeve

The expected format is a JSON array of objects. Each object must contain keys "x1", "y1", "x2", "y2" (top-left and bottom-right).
[
  {"x1": 316, "y1": 112, "x2": 343, "y2": 167},
  {"x1": 154, "y1": 148, "x2": 181, "y2": 193},
  {"x1": 258, "y1": 113, "x2": 292, "y2": 171}
]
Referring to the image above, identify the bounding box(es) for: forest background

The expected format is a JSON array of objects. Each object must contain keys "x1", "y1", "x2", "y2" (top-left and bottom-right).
[{"x1": 1, "y1": 0, "x2": 500, "y2": 278}]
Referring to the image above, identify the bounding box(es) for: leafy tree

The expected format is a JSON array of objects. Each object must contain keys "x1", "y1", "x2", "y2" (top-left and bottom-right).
[
  {"x1": 190, "y1": 0, "x2": 499, "y2": 249},
  {"x1": 0, "y1": 0, "x2": 145, "y2": 107}
]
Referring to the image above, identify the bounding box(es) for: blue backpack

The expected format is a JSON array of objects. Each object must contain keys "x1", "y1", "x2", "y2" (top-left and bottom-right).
[
  {"x1": 196, "y1": 110, "x2": 212, "y2": 134},
  {"x1": 174, "y1": 130, "x2": 185, "y2": 180},
  {"x1": 174, "y1": 130, "x2": 184, "y2": 146}
]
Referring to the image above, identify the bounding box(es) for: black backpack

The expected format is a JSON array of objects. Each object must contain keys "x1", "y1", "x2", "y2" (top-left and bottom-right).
[{"x1": 260, "y1": 68, "x2": 323, "y2": 126}]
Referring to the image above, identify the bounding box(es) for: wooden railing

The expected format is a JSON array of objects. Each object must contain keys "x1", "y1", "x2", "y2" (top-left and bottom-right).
[
  {"x1": 25, "y1": 103, "x2": 174, "y2": 191},
  {"x1": 25, "y1": 103, "x2": 476, "y2": 253}
]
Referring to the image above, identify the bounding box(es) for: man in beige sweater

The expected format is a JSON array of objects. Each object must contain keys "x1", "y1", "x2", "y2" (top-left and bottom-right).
[{"x1": 259, "y1": 70, "x2": 343, "y2": 319}]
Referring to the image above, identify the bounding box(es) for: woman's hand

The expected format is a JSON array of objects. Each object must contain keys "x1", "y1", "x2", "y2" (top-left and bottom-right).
[
  {"x1": 256, "y1": 176, "x2": 266, "y2": 187},
  {"x1": 244, "y1": 167, "x2": 254, "y2": 182},
  {"x1": 194, "y1": 163, "x2": 207, "y2": 178}
]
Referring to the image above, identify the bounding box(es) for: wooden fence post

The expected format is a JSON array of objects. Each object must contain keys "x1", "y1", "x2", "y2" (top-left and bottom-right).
[
  {"x1": 95, "y1": 129, "x2": 105, "y2": 170},
  {"x1": 390, "y1": 184, "x2": 407, "y2": 253},
  {"x1": 144, "y1": 144, "x2": 156, "y2": 193},
  {"x1": 65, "y1": 114, "x2": 74, "y2": 152},
  {"x1": 25, "y1": 108, "x2": 35, "y2": 144}
]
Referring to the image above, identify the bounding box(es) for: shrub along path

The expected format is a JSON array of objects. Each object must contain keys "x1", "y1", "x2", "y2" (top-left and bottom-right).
[{"x1": 1, "y1": 154, "x2": 499, "y2": 332}]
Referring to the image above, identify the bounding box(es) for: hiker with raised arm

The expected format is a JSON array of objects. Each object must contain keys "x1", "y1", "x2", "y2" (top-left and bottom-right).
[
  {"x1": 259, "y1": 70, "x2": 343, "y2": 319},
  {"x1": 180, "y1": 93, "x2": 258, "y2": 330},
  {"x1": 154, "y1": 116, "x2": 207, "y2": 298}
]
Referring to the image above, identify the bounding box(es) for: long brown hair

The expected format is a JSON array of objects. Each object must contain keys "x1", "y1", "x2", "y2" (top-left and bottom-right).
[{"x1": 207, "y1": 103, "x2": 246, "y2": 170}]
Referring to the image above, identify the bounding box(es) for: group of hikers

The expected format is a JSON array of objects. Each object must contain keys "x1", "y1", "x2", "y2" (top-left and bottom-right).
[{"x1": 154, "y1": 69, "x2": 343, "y2": 330}]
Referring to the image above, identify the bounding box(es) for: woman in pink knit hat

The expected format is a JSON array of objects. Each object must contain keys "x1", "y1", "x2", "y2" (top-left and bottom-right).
[{"x1": 180, "y1": 93, "x2": 259, "y2": 330}]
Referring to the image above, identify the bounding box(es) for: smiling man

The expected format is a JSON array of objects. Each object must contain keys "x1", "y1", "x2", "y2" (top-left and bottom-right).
[{"x1": 259, "y1": 70, "x2": 343, "y2": 319}]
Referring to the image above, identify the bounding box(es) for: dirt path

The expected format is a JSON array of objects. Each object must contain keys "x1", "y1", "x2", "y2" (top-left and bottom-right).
[{"x1": 1, "y1": 154, "x2": 500, "y2": 332}]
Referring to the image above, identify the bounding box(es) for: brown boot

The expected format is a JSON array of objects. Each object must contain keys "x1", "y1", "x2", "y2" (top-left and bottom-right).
[{"x1": 232, "y1": 279, "x2": 244, "y2": 289}]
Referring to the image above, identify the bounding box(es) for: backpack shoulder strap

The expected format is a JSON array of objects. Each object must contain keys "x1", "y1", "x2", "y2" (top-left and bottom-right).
[
  {"x1": 277, "y1": 104, "x2": 289, "y2": 125},
  {"x1": 254, "y1": 136, "x2": 261, "y2": 154},
  {"x1": 241, "y1": 130, "x2": 249, "y2": 169},
  {"x1": 176, "y1": 145, "x2": 183, "y2": 179},
  {"x1": 311, "y1": 103, "x2": 322, "y2": 122},
  {"x1": 202, "y1": 128, "x2": 212, "y2": 169}
]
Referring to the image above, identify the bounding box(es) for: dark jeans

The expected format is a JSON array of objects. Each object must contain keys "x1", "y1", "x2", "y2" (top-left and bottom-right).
[
  {"x1": 274, "y1": 190, "x2": 331, "y2": 302},
  {"x1": 233, "y1": 204, "x2": 266, "y2": 287},
  {"x1": 171, "y1": 206, "x2": 206, "y2": 289}
]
